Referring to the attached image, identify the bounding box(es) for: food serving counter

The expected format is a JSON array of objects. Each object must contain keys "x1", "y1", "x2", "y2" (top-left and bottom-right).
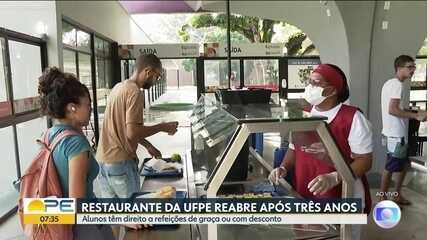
[{"x1": 123, "y1": 94, "x2": 357, "y2": 240}]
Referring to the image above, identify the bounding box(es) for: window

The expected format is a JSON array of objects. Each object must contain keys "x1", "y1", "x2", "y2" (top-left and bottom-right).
[
  {"x1": 62, "y1": 21, "x2": 76, "y2": 47},
  {"x1": 0, "y1": 38, "x2": 11, "y2": 118},
  {"x1": 9, "y1": 40, "x2": 42, "y2": 113},
  {"x1": 77, "y1": 52, "x2": 94, "y2": 144},
  {"x1": 62, "y1": 20, "x2": 95, "y2": 144},
  {"x1": 63, "y1": 49, "x2": 77, "y2": 75},
  {"x1": 78, "y1": 52, "x2": 92, "y2": 89},
  {"x1": 204, "y1": 60, "x2": 240, "y2": 92},
  {"x1": 287, "y1": 58, "x2": 320, "y2": 99},
  {"x1": 62, "y1": 21, "x2": 91, "y2": 53},
  {"x1": 0, "y1": 28, "x2": 47, "y2": 219},
  {"x1": 16, "y1": 117, "x2": 47, "y2": 173},
  {"x1": 77, "y1": 30, "x2": 90, "y2": 51},
  {"x1": 105, "y1": 59, "x2": 112, "y2": 87},
  {"x1": 94, "y1": 36, "x2": 113, "y2": 131},
  {"x1": 244, "y1": 59, "x2": 279, "y2": 91},
  {"x1": 411, "y1": 58, "x2": 427, "y2": 110},
  {"x1": 412, "y1": 57, "x2": 427, "y2": 138},
  {"x1": 0, "y1": 126, "x2": 18, "y2": 215},
  {"x1": 95, "y1": 37, "x2": 104, "y2": 55},
  {"x1": 96, "y1": 57, "x2": 106, "y2": 88}
]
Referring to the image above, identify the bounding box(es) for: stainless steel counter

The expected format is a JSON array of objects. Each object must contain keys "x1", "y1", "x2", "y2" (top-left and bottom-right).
[{"x1": 121, "y1": 148, "x2": 339, "y2": 240}]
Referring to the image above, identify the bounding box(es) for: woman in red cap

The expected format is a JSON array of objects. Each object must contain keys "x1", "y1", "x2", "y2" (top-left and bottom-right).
[{"x1": 269, "y1": 64, "x2": 372, "y2": 239}]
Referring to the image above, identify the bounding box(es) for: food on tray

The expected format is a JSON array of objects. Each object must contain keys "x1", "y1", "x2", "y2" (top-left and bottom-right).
[
  {"x1": 161, "y1": 165, "x2": 179, "y2": 172},
  {"x1": 159, "y1": 162, "x2": 182, "y2": 172},
  {"x1": 135, "y1": 186, "x2": 177, "y2": 199},
  {"x1": 145, "y1": 158, "x2": 183, "y2": 173},
  {"x1": 171, "y1": 153, "x2": 182, "y2": 163},
  {"x1": 156, "y1": 186, "x2": 176, "y2": 198}
]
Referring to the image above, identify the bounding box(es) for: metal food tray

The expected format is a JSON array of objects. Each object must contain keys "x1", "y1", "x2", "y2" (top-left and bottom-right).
[
  {"x1": 130, "y1": 191, "x2": 188, "y2": 230},
  {"x1": 140, "y1": 158, "x2": 184, "y2": 178}
]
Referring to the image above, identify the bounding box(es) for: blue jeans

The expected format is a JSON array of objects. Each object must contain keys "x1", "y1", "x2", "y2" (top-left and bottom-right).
[{"x1": 97, "y1": 160, "x2": 140, "y2": 198}]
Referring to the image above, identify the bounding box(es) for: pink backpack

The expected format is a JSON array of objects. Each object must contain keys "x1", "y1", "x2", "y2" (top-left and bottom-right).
[{"x1": 18, "y1": 128, "x2": 79, "y2": 240}]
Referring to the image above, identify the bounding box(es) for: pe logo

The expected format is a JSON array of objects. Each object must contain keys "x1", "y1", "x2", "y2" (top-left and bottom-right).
[
  {"x1": 24, "y1": 198, "x2": 75, "y2": 214},
  {"x1": 373, "y1": 200, "x2": 401, "y2": 229}
]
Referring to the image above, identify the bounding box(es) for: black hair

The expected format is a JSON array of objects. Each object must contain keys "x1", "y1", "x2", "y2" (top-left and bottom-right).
[
  {"x1": 135, "y1": 54, "x2": 162, "y2": 73},
  {"x1": 38, "y1": 67, "x2": 89, "y2": 119},
  {"x1": 325, "y1": 64, "x2": 350, "y2": 103},
  {"x1": 394, "y1": 55, "x2": 415, "y2": 72}
]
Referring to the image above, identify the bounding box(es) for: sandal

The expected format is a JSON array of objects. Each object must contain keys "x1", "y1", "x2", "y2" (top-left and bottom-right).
[{"x1": 393, "y1": 195, "x2": 412, "y2": 206}]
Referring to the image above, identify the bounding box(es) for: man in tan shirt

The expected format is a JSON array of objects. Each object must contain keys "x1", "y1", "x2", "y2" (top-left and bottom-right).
[{"x1": 96, "y1": 54, "x2": 178, "y2": 201}]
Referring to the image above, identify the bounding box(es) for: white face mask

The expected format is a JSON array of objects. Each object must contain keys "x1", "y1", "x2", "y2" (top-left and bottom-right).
[{"x1": 304, "y1": 84, "x2": 326, "y2": 106}]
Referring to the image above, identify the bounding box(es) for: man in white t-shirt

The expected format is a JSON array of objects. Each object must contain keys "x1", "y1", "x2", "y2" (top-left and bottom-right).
[{"x1": 380, "y1": 55, "x2": 427, "y2": 205}]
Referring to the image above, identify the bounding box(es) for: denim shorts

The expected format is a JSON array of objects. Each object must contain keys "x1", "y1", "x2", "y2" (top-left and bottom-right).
[{"x1": 97, "y1": 160, "x2": 140, "y2": 198}]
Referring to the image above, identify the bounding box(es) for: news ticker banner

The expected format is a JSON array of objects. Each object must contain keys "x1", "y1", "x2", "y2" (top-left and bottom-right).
[{"x1": 23, "y1": 198, "x2": 366, "y2": 225}]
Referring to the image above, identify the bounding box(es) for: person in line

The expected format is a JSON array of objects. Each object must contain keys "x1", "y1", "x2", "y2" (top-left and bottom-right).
[
  {"x1": 269, "y1": 64, "x2": 373, "y2": 239},
  {"x1": 38, "y1": 67, "x2": 113, "y2": 239},
  {"x1": 380, "y1": 55, "x2": 427, "y2": 205},
  {"x1": 96, "y1": 54, "x2": 177, "y2": 198}
]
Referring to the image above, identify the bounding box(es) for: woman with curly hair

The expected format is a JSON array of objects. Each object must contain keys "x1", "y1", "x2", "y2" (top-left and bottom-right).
[{"x1": 38, "y1": 67, "x2": 113, "y2": 239}]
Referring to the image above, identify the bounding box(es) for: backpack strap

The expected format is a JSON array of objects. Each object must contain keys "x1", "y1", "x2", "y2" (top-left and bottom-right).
[
  {"x1": 43, "y1": 128, "x2": 51, "y2": 144},
  {"x1": 36, "y1": 128, "x2": 52, "y2": 149},
  {"x1": 47, "y1": 129, "x2": 81, "y2": 152}
]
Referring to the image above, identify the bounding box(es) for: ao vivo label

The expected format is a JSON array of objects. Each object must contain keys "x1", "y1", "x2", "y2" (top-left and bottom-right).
[{"x1": 23, "y1": 198, "x2": 75, "y2": 224}]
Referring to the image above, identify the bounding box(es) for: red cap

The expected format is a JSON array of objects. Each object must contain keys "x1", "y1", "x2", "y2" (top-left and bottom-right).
[{"x1": 313, "y1": 64, "x2": 344, "y2": 94}]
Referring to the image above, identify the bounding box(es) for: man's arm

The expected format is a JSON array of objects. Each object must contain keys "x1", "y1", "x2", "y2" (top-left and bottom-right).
[
  {"x1": 140, "y1": 138, "x2": 152, "y2": 148},
  {"x1": 127, "y1": 123, "x2": 163, "y2": 142},
  {"x1": 139, "y1": 138, "x2": 162, "y2": 159},
  {"x1": 389, "y1": 98, "x2": 423, "y2": 120},
  {"x1": 281, "y1": 148, "x2": 296, "y2": 171},
  {"x1": 350, "y1": 152, "x2": 372, "y2": 178},
  {"x1": 126, "y1": 122, "x2": 178, "y2": 146}
]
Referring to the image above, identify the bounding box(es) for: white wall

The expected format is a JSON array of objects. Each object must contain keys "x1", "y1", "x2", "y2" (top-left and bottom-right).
[
  {"x1": 0, "y1": 1, "x2": 148, "y2": 68},
  {"x1": 0, "y1": 1, "x2": 60, "y2": 66},
  {"x1": 335, "y1": 1, "x2": 375, "y2": 113},
  {"x1": 56, "y1": 0, "x2": 151, "y2": 44}
]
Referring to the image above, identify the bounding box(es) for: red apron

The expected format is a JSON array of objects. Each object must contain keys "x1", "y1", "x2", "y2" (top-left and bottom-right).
[{"x1": 292, "y1": 104, "x2": 372, "y2": 213}]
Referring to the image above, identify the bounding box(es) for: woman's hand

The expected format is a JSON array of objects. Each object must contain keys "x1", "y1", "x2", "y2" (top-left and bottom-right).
[
  {"x1": 307, "y1": 171, "x2": 341, "y2": 196},
  {"x1": 268, "y1": 166, "x2": 287, "y2": 185}
]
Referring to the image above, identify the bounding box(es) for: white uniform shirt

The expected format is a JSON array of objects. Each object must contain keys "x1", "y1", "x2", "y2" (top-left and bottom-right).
[
  {"x1": 289, "y1": 103, "x2": 373, "y2": 154},
  {"x1": 288, "y1": 103, "x2": 372, "y2": 212},
  {"x1": 381, "y1": 78, "x2": 408, "y2": 138}
]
